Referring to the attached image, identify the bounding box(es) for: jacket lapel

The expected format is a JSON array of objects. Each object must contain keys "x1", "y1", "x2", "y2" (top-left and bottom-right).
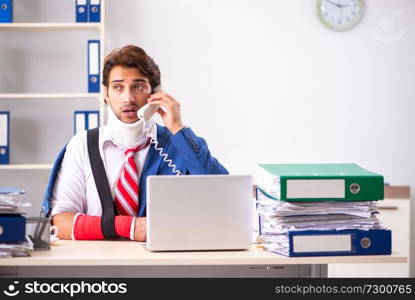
[{"x1": 138, "y1": 124, "x2": 171, "y2": 216}]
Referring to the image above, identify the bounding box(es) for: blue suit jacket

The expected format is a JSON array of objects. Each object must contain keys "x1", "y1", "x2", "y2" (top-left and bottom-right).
[{"x1": 41, "y1": 125, "x2": 228, "y2": 217}]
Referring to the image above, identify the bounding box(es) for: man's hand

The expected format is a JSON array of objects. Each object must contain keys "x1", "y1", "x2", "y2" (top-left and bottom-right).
[
  {"x1": 147, "y1": 92, "x2": 184, "y2": 134},
  {"x1": 52, "y1": 212, "x2": 76, "y2": 240},
  {"x1": 134, "y1": 217, "x2": 147, "y2": 242}
]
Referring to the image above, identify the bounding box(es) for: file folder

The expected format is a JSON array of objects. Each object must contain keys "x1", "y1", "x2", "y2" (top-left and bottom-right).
[
  {"x1": 257, "y1": 163, "x2": 384, "y2": 201},
  {"x1": 74, "y1": 110, "x2": 99, "y2": 134},
  {"x1": 88, "y1": 0, "x2": 101, "y2": 22},
  {"x1": 75, "y1": 0, "x2": 88, "y2": 22},
  {"x1": 283, "y1": 229, "x2": 392, "y2": 257},
  {"x1": 0, "y1": 111, "x2": 10, "y2": 164},
  {"x1": 0, "y1": 214, "x2": 26, "y2": 242},
  {"x1": 0, "y1": 0, "x2": 13, "y2": 23},
  {"x1": 88, "y1": 40, "x2": 100, "y2": 93}
]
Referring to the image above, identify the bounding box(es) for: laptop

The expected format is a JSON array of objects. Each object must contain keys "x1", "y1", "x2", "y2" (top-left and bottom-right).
[{"x1": 146, "y1": 175, "x2": 253, "y2": 251}]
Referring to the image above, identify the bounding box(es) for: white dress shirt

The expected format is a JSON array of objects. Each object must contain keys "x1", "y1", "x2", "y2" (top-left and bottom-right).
[{"x1": 50, "y1": 124, "x2": 156, "y2": 218}]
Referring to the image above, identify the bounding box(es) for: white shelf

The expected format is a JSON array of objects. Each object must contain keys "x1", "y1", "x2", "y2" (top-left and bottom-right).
[
  {"x1": 0, "y1": 164, "x2": 53, "y2": 170},
  {"x1": 0, "y1": 23, "x2": 102, "y2": 31},
  {"x1": 0, "y1": 93, "x2": 101, "y2": 99},
  {"x1": 0, "y1": 1, "x2": 106, "y2": 173}
]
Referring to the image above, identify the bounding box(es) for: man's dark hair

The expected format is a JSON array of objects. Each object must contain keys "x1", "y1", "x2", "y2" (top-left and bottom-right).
[{"x1": 102, "y1": 45, "x2": 161, "y2": 92}]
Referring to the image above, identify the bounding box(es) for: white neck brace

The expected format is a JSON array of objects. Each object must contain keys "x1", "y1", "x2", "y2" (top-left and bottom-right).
[{"x1": 106, "y1": 106, "x2": 154, "y2": 148}]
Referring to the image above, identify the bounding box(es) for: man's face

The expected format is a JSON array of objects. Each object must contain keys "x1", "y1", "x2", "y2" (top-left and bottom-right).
[{"x1": 105, "y1": 65, "x2": 152, "y2": 124}]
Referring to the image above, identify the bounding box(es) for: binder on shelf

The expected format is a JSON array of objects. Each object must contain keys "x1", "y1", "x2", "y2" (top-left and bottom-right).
[
  {"x1": 256, "y1": 163, "x2": 384, "y2": 202},
  {"x1": 75, "y1": 0, "x2": 88, "y2": 22},
  {"x1": 266, "y1": 229, "x2": 392, "y2": 257},
  {"x1": 0, "y1": 111, "x2": 9, "y2": 164},
  {"x1": 74, "y1": 110, "x2": 99, "y2": 134},
  {"x1": 0, "y1": 0, "x2": 13, "y2": 23},
  {"x1": 0, "y1": 214, "x2": 26, "y2": 242},
  {"x1": 88, "y1": 40, "x2": 100, "y2": 93},
  {"x1": 88, "y1": 0, "x2": 101, "y2": 23}
]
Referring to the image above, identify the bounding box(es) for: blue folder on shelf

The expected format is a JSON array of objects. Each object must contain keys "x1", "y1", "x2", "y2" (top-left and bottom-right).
[
  {"x1": 0, "y1": 0, "x2": 13, "y2": 23},
  {"x1": 271, "y1": 229, "x2": 392, "y2": 257},
  {"x1": 87, "y1": 40, "x2": 100, "y2": 93},
  {"x1": 88, "y1": 0, "x2": 101, "y2": 22},
  {"x1": 75, "y1": 0, "x2": 88, "y2": 22},
  {"x1": 0, "y1": 111, "x2": 10, "y2": 164},
  {"x1": 0, "y1": 215, "x2": 26, "y2": 242},
  {"x1": 74, "y1": 110, "x2": 99, "y2": 134}
]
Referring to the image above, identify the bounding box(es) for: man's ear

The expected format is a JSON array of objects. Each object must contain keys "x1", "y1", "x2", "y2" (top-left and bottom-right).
[{"x1": 103, "y1": 86, "x2": 108, "y2": 105}]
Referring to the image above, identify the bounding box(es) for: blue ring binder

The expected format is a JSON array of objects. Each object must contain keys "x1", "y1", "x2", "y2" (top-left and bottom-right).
[{"x1": 0, "y1": 0, "x2": 13, "y2": 23}]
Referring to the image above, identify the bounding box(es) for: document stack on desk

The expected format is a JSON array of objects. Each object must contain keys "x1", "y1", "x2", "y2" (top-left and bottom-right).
[
  {"x1": 0, "y1": 187, "x2": 33, "y2": 257},
  {"x1": 254, "y1": 164, "x2": 392, "y2": 257}
]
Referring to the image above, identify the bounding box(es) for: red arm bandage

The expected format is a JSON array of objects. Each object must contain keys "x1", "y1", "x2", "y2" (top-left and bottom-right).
[{"x1": 73, "y1": 214, "x2": 134, "y2": 240}]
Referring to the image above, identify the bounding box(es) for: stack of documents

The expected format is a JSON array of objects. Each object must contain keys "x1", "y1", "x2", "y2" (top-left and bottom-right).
[
  {"x1": 0, "y1": 187, "x2": 30, "y2": 214},
  {"x1": 255, "y1": 164, "x2": 392, "y2": 257},
  {"x1": 0, "y1": 187, "x2": 33, "y2": 257}
]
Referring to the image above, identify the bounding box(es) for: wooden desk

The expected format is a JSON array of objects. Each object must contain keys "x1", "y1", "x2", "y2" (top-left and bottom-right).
[{"x1": 0, "y1": 241, "x2": 407, "y2": 278}]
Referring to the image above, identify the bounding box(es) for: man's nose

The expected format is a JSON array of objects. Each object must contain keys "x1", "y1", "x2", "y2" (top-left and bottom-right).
[{"x1": 122, "y1": 88, "x2": 135, "y2": 103}]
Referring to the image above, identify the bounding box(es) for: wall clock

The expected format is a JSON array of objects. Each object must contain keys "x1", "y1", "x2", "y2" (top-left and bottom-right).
[{"x1": 317, "y1": 0, "x2": 365, "y2": 31}]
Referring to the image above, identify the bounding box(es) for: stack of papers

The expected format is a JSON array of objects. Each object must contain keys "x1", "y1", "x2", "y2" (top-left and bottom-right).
[
  {"x1": 0, "y1": 187, "x2": 32, "y2": 258},
  {"x1": 256, "y1": 187, "x2": 383, "y2": 234},
  {"x1": 254, "y1": 164, "x2": 390, "y2": 257},
  {"x1": 256, "y1": 188, "x2": 386, "y2": 255},
  {"x1": 0, "y1": 187, "x2": 30, "y2": 214}
]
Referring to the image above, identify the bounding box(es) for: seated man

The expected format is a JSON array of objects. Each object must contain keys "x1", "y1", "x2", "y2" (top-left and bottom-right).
[{"x1": 47, "y1": 45, "x2": 228, "y2": 242}]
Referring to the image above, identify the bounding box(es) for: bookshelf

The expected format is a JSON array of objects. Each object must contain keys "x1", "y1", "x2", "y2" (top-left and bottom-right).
[
  {"x1": 0, "y1": 164, "x2": 53, "y2": 170},
  {"x1": 0, "y1": 23, "x2": 102, "y2": 31},
  {"x1": 0, "y1": 0, "x2": 106, "y2": 170},
  {"x1": 0, "y1": 93, "x2": 101, "y2": 99}
]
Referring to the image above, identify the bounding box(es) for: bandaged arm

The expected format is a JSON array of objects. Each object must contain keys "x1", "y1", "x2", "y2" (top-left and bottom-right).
[{"x1": 52, "y1": 212, "x2": 145, "y2": 241}]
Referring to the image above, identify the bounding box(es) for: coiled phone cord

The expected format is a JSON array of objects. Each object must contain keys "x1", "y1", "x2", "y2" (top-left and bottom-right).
[{"x1": 142, "y1": 122, "x2": 182, "y2": 176}]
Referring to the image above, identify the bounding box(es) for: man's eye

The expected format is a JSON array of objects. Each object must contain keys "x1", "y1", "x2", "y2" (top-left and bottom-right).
[
  {"x1": 113, "y1": 85, "x2": 122, "y2": 91},
  {"x1": 134, "y1": 85, "x2": 145, "y2": 91}
]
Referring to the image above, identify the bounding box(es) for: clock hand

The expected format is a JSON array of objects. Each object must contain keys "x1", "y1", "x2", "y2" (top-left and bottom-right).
[
  {"x1": 326, "y1": 0, "x2": 350, "y2": 8},
  {"x1": 326, "y1": 0, "x2": 342, "y2": 8}
]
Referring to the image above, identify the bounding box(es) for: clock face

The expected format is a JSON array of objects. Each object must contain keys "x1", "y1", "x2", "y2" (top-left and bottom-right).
[{"x1": 317, "y1": 0, "x2": 365, "y2": 31}]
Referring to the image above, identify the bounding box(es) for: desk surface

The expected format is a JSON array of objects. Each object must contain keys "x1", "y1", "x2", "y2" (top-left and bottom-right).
[{"x1": 0, "y1": 241, "x2": 407, "y2": 266}]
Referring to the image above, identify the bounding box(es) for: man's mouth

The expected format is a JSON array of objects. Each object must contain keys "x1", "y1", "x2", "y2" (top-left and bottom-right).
[
  {"x1": 121, "y1": 107, "x2": 138, "y2": 118},
  {"x1": 121, "y1": 107, "x2": 137, "y2": 113}
]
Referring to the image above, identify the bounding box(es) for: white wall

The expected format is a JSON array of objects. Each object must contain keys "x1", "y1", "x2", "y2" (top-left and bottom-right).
[
  {"x1": 1, "y1": 0, "x2": 414, "y2": 276},
  {"x1": 106, "y1": 0, "x2": 415, "y2": 179},
  {"x1": 105, "y1": 0, "x2": 414, "y2": 274}
]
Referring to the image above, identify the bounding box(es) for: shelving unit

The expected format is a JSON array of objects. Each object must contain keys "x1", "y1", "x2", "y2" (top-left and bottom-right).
[
  {"x1": 0, "y1": 164, "x2": 53, "y2": 170},
  {"x1": 0, "y1": 0, "x2": 106, "y2": 170},
  {"x1": 0, "y1": 23, "x2": 102, "y2": 31},
  {"x1": 0, "y1": 93, "x2": 101, "y2": 99}
]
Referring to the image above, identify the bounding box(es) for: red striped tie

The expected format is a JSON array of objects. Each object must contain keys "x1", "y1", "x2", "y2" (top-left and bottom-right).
[{"x1": 114, "y1": 140, "x2": 150, "y2": 216}]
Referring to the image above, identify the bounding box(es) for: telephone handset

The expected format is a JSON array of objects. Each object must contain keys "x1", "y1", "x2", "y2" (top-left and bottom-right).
[
  {"x1": 137, "y1": 84, "x2": 162, "y2": 123},
  {"x1": 137, "y1": 103, "x2": 159, "y2": 123},
  {"x1": 138, "y1": 86, "x2": 182, "y2": 176}
]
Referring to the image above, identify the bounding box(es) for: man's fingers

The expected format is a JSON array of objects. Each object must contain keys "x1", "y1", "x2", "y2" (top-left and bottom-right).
[
  {"x1": 147, "y1": 98, "x2": 173, "y2": 111},
  {"x1": 157, "y1": 107, "x2": 167, "y2": 117},
  {"x1": 148, "y1": 92, "x2": 176, "y2": 104}
]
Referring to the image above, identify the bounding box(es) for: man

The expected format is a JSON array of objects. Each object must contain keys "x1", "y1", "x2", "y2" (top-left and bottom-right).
[{"x1": 46, "y1": 45, "x2": 228, "y2": 242}]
